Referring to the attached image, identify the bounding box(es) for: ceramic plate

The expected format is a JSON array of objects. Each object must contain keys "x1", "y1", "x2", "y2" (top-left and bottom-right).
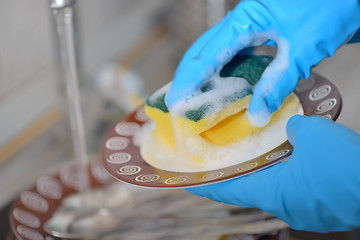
[
  {"x1": 102, "y1": 72, "x2": 342, "y2": 188},
  {"x1": 9, "y1": 161, "x2": 114, "y2": 240},
  {"x1": 8, "y1": 162, "x2": 289, "y2": 240}
]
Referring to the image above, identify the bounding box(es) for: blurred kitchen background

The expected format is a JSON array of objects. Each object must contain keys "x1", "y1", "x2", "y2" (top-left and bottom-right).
[{"x1": 0, "y1": 0, "x2": 359, "y2": 239}]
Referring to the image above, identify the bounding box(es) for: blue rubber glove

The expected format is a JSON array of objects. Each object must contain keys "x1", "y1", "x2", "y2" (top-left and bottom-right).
[
  {"x1": 165, "y1": 0, "x2": 360, "y2": 126},
  {"x1": 187, "y1": 115, "x2": 360, "y2": 232}
]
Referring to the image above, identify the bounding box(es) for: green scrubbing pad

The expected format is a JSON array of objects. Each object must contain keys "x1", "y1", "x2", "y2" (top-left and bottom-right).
[{"x1": 220, "y1": 54, "x2": 273, "y2": 85}]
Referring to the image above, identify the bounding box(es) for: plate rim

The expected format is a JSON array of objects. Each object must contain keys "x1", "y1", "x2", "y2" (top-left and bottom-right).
[{"x1": 102, "y1": 72, "x2": 342, "y2": 188}]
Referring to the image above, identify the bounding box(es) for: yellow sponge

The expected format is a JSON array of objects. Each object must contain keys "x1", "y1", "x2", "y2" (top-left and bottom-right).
[
  {"x1": 200, "y1": 94, "x2": 300, "y2": 146},
  {"x1": 144, "y1": 87, "x2": 252, "y2": 148},
  {"x1": 145, "y1": 55, "x2": 289, "y2": 148},
  {"x1": 145, "y1": 92, "x2": 300, "y2": 148},
  {"x1": 144, "y1": 104, "x2": 175, "y2": 147}
]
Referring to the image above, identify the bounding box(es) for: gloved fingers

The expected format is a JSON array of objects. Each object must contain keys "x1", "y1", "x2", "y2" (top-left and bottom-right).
[
  {"x1": 286, "y1": 114, "x2": 337, "y2": 146},
  {"x1": 167, "y1": 14, "x2": 233, "y2": 107},
  {"x1": 174, "y1": 13, "x2": 232, "y2": 77},
  {"x1": 188, "y1": 115, "x2": 360, "y2": 232},
  {"x1": 185, "y1": 177, "x2": 253, "y2": 207},
  {"x1": 247, "y1": 57, "x2": 299, "y2": 127},
  {"x1": 286, "y1": 114, "x2": 306, "y2": 146},
  {"x1": 186, "y1": 160, "x2": 288, "y2": 210},
  {"x1": 166, "y1": 1, "x2": 272, "y2": 108}
]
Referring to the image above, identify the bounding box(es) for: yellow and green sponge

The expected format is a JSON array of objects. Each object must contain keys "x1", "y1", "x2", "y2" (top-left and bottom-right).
[{"x1": 145, "y1": 55, "x2": 300, "y2": 148}]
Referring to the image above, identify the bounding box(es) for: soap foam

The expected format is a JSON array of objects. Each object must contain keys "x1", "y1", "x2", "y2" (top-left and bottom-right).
[
  {"x1": 246, "y1": 38, "x2": 291, "y2": 127},
  {"x1": 147, "y1": 81, "x2": 172, "y2": 106},
  {"x1": 139, "y1": 47, "x2": 301, "y2": 172},
  {"x1": 134, "y1": 99, "x2": 303, "y2": 172},
  {"x1": 246, "y1": 106, "x2": 271, "y2": 127},
  {"x1": 169, "y1": 73, "x2": 251, "y2": 120},
  {"x1": 167, "y1": 73, "x2": 251, "y2": 158}
]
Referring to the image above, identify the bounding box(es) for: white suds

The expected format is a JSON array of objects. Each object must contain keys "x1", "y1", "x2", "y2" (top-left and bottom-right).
[
  {"x1": 169, "y1": 73, "x2": 251, "y2": 119},
  {"x1": 135, "y1": 96, "x2": 303, "y2": 173}
]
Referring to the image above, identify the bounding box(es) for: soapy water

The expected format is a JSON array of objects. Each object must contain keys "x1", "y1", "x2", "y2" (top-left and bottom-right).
[
  {"x1": 134, "y1": 99, "x2": 302, "y2": 172},
  {"x1": 136, "y1": 72, "x2": 303, "y2": 172},
  {"x1": 173, "y1": 74, "x2": 251, "y2": 118},
  {"x1": 147, "y1": 74, "x2": 251, "y2": 116}
]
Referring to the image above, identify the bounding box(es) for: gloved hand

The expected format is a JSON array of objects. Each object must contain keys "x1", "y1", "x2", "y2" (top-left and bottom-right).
[
  {"x1": 165, "y1": 0, "x2": 360, "y2": 126},
  {"x1": 187, "y1": 115, "x2": 360, "y2": 232}
]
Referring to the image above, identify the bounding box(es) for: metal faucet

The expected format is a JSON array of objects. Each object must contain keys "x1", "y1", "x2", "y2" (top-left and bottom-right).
[{"x1": 50, "y1": 0, "x2": 75, "y2": 9}]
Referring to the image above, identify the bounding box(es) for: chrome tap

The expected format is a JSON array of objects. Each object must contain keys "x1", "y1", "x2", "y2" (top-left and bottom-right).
[{"x1": 50, "y1": 0, "x2": 75, "y2": 9}]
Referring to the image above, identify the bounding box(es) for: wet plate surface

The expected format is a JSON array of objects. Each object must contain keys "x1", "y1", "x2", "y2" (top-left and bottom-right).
[{"x1": 102, "y1": 72, "x2": 342, "y2": 188}]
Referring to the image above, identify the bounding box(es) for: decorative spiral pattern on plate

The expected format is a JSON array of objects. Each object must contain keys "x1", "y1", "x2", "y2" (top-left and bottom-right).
[
  {"x1": 117, "y1": 165, "x2": 141, "y2": 175},
  {"x1": 135, "y1": 174, "x2": 160, "y2": 182},
  {"x1": 91, "y1": 163, "x2": 113, "y2": 184},
  {"x1": 17, "y1": 225, "x2": 44, "y2": 240},
  {"x1": 164, "y1": 176, "x2": 189, "y2": 185},
  {"x1": 60, "y1": 165, "x2": 85, "y2": 190},
  {"x1": 321, "y1": 114, "x2": 332, "y2": 120},
  {"x1": 135, "y1": 108, "x2": 149, "y2": 122},
  {"x1": 13, "y1": 208, "x2": 41, "y2": 228},
  {"x1": 316, "y1": 98, "x2": 337, "y2": 113},
  {"x1": 107, "y1": 152, "x2": 132, "y2": 164},
  {"x1": 36, "y1": 176, "x2": 62, "y2": 200},
  {"x1": 105, "y1": 137, "x2": 130, "y2": 150},
  {"x1": 115, "y1": 122, "x2": 140, "y2": 136},
  {"x1": 21, "y1": 191, "x2": 49, "y2": 213},
  {"x1": 236, "y1": 162, "x2": 258, "y2": 172},
  {"x1": 295, "y1": 78, "x2": 315, "y2": 92},
  {"x1": 200, "y1": 172, "x2": 224, "y2": 181},
  {"x1": 309, "y1": 85, "x2": 331, "y2": 101},
  {"x1": 266, "y1": 149, "x2": 290, "y2": 161}
]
